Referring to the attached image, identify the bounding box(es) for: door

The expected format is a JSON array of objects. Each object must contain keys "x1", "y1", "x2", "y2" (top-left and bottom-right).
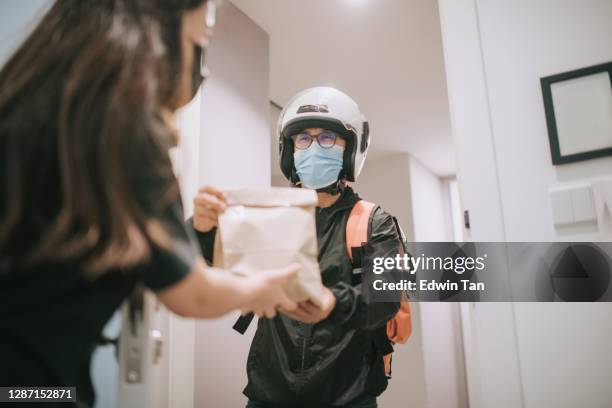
[{"x1": 115, "y1": 91, "x2": 201, "y2": 408}]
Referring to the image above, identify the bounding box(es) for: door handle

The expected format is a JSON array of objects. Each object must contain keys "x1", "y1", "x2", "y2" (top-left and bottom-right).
[
  {"x1": 125, "y1": 286, "x2": 145, "y2": 384},
  {"x1": 151, "y1": 329, "x2": 163, "y2": 365}
]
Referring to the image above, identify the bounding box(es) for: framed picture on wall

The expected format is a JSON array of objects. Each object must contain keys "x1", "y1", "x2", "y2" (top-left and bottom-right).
[{"x1": 541, "y1": 61, "x2": 612, "y2": 165}]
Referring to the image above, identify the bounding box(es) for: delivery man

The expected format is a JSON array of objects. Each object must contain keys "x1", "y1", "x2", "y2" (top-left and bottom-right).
[{"x1": 191, "y1": 87, "x2": 404, "y2": 408}]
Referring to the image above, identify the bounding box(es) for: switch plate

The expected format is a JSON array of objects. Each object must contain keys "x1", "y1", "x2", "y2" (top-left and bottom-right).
[
  {"x1": 551, "y1": 189, "x2": 573, "y2": 226},
  {"x1": 571, "y1": 186, "x2": 596, "y2": 223}
]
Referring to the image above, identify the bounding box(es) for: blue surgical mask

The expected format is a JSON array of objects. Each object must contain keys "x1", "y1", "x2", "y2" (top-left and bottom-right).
[{"x1": 293, "y1": 144, "x2": 344, "y2": 189}]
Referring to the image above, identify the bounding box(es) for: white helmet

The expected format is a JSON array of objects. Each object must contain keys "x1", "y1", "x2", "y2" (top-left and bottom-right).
[{"x1": 278, "y1": 87, "x2": 371, "y2": 185}]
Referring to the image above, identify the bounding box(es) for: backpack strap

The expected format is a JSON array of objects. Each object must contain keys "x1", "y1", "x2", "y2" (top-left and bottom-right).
[
  {"x1": 387, "y1": 300, "x2": 412, "y2": 343},
  {"x1": 346, "y1": 200, "x2": 377, "y2": 264},
  {"x1": 391, "y1": 216, "x2": 408, "y2": 255},
  {"x1": 347, "y1": 202, "x2": 412, "y2": 379}
]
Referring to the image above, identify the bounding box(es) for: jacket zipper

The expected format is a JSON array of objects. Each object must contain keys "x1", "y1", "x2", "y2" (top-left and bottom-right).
[
  {"x1": 301, "y1": 330, "x2": 307, "y2": 370},
  {"x1": 296, "y1": 323, "x2": 309, "y2": 397}
]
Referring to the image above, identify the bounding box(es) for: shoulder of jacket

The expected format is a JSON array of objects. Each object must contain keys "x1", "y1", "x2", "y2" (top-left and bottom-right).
[{"x1": 358, "y1": 203, "x2": 398, "y2": 242}]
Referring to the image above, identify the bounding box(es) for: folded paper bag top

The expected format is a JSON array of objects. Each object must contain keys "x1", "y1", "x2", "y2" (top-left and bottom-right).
[
  {"x1": 213, "y1": 187, "x2": 325, "y2": 307},
  {"x1": 222, "y1": 187, "x2": 319, "y2": 208}
]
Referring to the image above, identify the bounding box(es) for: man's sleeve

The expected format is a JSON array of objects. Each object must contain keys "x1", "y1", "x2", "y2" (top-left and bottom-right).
[
  {"x1": 186, "y1": 217, "x2": 216, "y2": 265},
  {"x1": 327, "y1": 207, "x2": 402, "y2": 329}
]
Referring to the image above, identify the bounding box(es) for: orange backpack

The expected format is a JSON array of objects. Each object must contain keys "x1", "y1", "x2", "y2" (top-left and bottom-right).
[{"x1": 346, "y1": 200, "x2": 412, "y2": 377}]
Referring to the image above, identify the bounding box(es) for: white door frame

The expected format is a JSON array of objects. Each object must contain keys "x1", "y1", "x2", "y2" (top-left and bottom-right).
[{"x1": 437, "y1": 0, "x2": 524, "y2": 407}]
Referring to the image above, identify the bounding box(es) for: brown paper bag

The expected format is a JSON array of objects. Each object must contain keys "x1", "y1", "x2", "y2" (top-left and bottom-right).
[{"x1": 213, "y1": 187, "x2": 324, "y2": 307}]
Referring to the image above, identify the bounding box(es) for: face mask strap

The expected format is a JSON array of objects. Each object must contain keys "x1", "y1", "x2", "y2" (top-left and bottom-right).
[{"x1": 197, "y1": 1, "x2": 216, "y2": 89}]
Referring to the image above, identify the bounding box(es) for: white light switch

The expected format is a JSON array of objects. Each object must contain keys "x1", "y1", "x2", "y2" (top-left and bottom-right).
[
  {"x1": 592, "y1": 180, "x2": 612, "y2": 236},
  {"x1": 571, "y1": 186, "x2": 596, "y2": 223},
  {"x1": 551, "y1": 189, "x2": 573, "y2": 226}
]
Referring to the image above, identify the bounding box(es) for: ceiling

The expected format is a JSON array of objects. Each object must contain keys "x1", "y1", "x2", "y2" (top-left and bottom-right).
[{"x1": 230, "y1": 0, "x2": 456, "y2": 177}]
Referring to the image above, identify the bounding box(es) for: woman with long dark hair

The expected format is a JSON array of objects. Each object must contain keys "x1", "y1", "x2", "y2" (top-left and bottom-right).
[{"x1": 0, "y1": 1, "x2": 297, "y2": 406}]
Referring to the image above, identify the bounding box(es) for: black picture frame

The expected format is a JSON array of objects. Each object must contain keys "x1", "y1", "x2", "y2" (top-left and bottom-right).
[{"x1": 541, "y1": 61, "x2": 612, "y2": 165}]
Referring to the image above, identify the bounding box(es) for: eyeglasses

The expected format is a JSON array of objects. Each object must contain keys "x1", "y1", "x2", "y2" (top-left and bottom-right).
[
  {"x1": 292, "y1": 130, "x2": 339, "y2": 150},
  {"x1": 201, "y1": 0, "x2": 217, "y2": 78}
]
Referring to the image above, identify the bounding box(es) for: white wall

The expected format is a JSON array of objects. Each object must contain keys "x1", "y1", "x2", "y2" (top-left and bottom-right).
[
  {"x1": 406, "y1": 159, "x2": 467, "y2": 408},
  {"x1": 419, "y1": 303, "x2": 468, "y2": 408},
  {"x1": 165, "y1": 93, "x2": 203, "y2": 408},
  {"x1": 357, "y1": 154, "x2": 468, "y2": 408},
  {"x1": 409, "y1": 158, "x2": 454, "y2": 242},
  {"x1": 439, "y1": 0, "x2": 612, "y2": 407},
  {"x1": 0, "y1": 0, "x2": 50, "y2": 65},
  {"x1": 513, "y1": 303, "x2": 612, "y2": 408},
  {"x1": 475, "y1": 2, "x2": 612, "y2": 407},
  {"x1": 356, "y1": 154, "x2": 416, "y2": 242},
  {"x1": 174, "y1": 92, "x2": 203, "y2": 217},
  {"x1": 193, "y1": 2, "x2": 270, "y2": 407},
  {"x1": 357, "y1": 153, "x2": 455, "y2": 244},
  {"x1": 478, "y1": 0, "x2": 612, "y2": 242},
  {"x1": 356, "y1": 155, "x2": 425, "y2": 408}
]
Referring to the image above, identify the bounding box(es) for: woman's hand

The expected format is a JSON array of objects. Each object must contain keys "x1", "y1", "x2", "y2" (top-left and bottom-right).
[
  {"x1": 157, "y1": 260, "x2": 299, "y2": 319},
  {"x1": 193, "y1": 186, "x2": 227, "y2": 233},
  {"x1": 280, "y1": 287, "x2": 336, "y2": 324},
  {"x1": 240, "y1": 264, "x2": 300, "y2": 318}
]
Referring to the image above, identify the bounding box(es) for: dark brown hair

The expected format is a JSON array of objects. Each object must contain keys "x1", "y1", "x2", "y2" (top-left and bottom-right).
[{"x1": 0, "y1": 0, "x2": 205, "y2": 273}]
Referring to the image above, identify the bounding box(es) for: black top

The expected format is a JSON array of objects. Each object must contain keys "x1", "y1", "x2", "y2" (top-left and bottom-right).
[
  {"x1": 192, "y1": 187, "x2": 402, "y2": 407},
  {"x1": 0, "y1": 184, "x2": 199, "y2": 406}
]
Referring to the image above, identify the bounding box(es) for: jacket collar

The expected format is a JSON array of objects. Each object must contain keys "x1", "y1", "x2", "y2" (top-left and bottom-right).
[{"x1": 317, "y1": 186, "x2": 360, "y2": 217}]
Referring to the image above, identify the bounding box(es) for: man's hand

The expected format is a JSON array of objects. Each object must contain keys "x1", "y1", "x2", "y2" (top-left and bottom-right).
[
  {"x1": 193, "y1": 186, "x2": 227, "y2": 233},
  {"x1": 281, "y1": 287, "x2": 336, "y2": 324}
]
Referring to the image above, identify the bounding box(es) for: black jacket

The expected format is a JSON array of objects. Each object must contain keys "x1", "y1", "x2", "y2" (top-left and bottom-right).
[{"x1": 191, "y1": 187, "x2": 401, "y2": 407}]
